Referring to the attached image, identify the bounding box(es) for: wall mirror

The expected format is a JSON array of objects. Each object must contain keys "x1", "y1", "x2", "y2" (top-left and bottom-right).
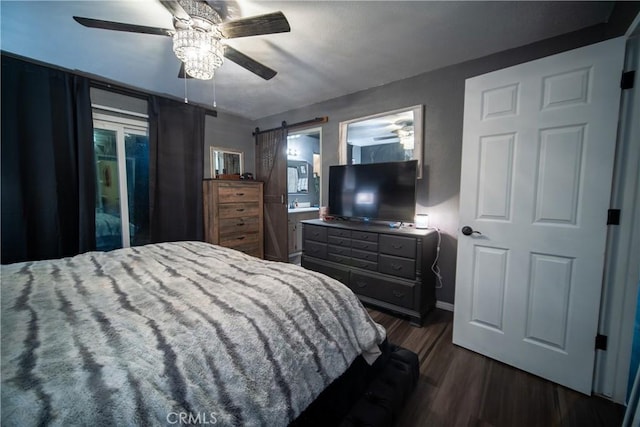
[
  {"x1": 210, "y1": 147, "x2": 244, "y2": 177},
  {"x1": 339, "y1": 105, "x2": 423, "y2": 178}
]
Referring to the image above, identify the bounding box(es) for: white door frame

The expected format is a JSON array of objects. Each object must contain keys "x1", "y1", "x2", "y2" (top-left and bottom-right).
[
  {"x1": 594, "y1": 23, "x2": 640, "y2": 403},
  {"x1": 93, "y1": 113, "x2": 148, "y2": 248}
]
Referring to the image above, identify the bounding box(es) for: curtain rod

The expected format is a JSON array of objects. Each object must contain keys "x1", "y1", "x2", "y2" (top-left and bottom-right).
[
  {"x1": 1, "y1": 51, "x2": 218, "y2": 117},
  {"x1": 253, "y1": 116, "x2": 328, "y2": 136}
]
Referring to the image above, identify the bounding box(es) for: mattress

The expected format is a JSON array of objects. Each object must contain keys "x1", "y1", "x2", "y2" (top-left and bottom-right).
[{"x1": 1, "y1": 241, "x2": 386, "y2": 426}]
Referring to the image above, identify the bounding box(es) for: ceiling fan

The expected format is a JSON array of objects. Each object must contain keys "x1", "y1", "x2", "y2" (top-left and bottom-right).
[
  {"x1": 73, "y1": 0, "x2": 290, "y2": 80},
  {"x1": 373, "y1": 119, "x2": 415, "y2": 144}
]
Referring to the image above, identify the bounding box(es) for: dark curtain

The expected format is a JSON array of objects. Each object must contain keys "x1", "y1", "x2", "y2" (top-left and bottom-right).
[
  {"x1": 1, "y1": 55, "x2": 95, "y2": 264},
  {"x1": 148, "y1": 96, "x2": 205, "y2": 243}
]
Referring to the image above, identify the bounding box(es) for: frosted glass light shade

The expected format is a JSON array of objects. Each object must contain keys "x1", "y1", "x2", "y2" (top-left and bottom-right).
[{"x1": 415, "y1": 214, "x2": 429, "y2": 229}]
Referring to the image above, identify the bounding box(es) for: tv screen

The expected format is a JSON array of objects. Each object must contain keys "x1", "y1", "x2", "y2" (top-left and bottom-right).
[{"x1": 328, "y1": 160, "x2": 418, "y2": 223}]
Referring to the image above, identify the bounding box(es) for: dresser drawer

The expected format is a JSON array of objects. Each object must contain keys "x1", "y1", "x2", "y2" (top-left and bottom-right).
[
  {"x1": 228, "y1": 241, "x2": 262, "y2": 258},
  {"x1": 219, "y1": 231, "x2": 261, "y2": 247},
  {"x1": 379, "y1": 281, "x2": 416, "y2": 310},
  {"x1": 219, "y1": 202, "x2": 261, "y2": 219},
  {"x1": 379, "y1": 235, "x2": 416, "y2": 259},
  {"x1": 328, "y1": 228, "x2": 352, "y2": 238},
  {"x1": 304, "y1": 225, "x2": 328, "y2": 242},
  {"x1": 328, "y1": 253, "x2": 351, "y2": 266},
  {"x1": 302, "y1": 257, "x2": 349, "y2": 285},
  {"x1": 349, "y1": 272, "x2": 381, "y2": 300},
  {"x1": 304, "y1": 240, "x2": 327, "y2": 259},
  {"x1": 219, "y1": 216, "x2": 260, "y2": 236},
  {"x1": 351, "y1": 231, "x2": 378, "y2": 243},
  {"x1": 350, "y1": 258, "x2": 377, "y2": 272},
  {"x1": 351, "y1": 271, "x2": 416, "y2": 309},
  {"x1": 328, "y1": 236, "x2": 351, "y2": 247},
  {"x1": 217, "y1": 184, "x2": 261, "y2": 203},
  {"x1": 328, "y1": 245, "x2": 351, "y2": 257},
  {"x1": 379, "y1": 254, "x2": 415, "y2": 279},
  {"x1": 351, "y1": 240, "x2": 378, "y2": 252},
  {"x1": 351, "y1": 249, "x2": 377, "y2": 262}
]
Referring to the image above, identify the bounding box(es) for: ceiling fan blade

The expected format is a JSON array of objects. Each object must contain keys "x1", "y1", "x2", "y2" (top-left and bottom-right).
[
  {"x1": 159, "y1": 0, "x2": 191, "y2": 21},
  {"x1": 177, "y1": 63, "x2": 194, "y2": 79},
  {"x1": 73, "y1": 16, "x2": 172, "y2": 36},
  {"x1": 224, "y1": 46, "x2": 277, "y2": 80},
  {"x1": 220, "y1": 11, "x2": 290, "y2": 39},
  {"x1": 203, "y1": 0, "x2": 235, "y2": 21}
]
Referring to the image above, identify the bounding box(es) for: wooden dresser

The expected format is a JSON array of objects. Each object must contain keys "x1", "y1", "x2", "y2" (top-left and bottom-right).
[
  {"x1": 301, "y1": 219, "x2": 437, "y2": 326},
  {"x1": 203, "y1": 180, "x2": 264, "y2": 258}
]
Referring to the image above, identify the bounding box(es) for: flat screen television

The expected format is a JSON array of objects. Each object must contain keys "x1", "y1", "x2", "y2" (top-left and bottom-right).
[{"x1": 328, "y1": 160, "x2": 418, "y2": 223}]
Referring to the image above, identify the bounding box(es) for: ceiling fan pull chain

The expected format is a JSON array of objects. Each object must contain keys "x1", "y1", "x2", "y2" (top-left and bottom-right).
[
  {"x1": 184, "y1": 69, "x2": 188, "y2": 103},
  {"x1": 212, "y1": 74, "x2": 217, "y2": 108}
]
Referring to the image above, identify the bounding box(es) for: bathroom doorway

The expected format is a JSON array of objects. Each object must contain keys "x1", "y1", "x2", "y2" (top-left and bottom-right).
[{"x1": 287, "y1": 127, "x2": 322, "y2": 264}]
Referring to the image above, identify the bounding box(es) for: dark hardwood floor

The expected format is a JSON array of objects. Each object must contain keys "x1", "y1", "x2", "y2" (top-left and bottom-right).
[{"x1": 367, "y1": 308, "x2": 625, "y2": 427}]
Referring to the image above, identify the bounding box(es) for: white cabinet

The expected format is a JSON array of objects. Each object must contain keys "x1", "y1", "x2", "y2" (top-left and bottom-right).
[{"x1": 288, "y1": 210, "x2": 319, "y2": 262}]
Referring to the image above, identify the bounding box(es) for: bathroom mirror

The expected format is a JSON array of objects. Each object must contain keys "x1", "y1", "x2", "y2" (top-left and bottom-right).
[
  {"x1": 338, "y1": 105, "x2": 423, "y2": 178},
  {"x1": 210, "y1": 147, "x2": 243, "y2": 177}
]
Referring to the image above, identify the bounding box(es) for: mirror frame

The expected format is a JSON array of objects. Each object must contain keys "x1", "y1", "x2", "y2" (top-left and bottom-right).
[
  {"x1": 210, "y1": 146, "x2": 244, "y2": 177},
  {"x1": 338, "y1": 104, "x2": 424, "y2": 179}
]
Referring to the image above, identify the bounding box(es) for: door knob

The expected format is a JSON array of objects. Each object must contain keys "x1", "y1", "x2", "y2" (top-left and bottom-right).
[{"x1": 462, "y1": 226, "x2": 482, "y2": 236}]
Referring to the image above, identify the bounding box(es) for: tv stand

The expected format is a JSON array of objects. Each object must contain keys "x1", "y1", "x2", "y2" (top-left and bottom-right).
[{"x1": 300, "y1": 219, "x2": 437, "y2": 326}]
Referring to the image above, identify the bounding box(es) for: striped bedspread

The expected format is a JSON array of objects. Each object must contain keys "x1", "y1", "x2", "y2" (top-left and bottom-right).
[{"x1": 1, "y1": 241, "x2": 385, "y2": 426}]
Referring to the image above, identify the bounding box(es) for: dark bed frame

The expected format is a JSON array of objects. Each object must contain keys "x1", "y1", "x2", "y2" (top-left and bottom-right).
[{"x1": 291, "y1": 340, "x2": 419, "y2": 427}]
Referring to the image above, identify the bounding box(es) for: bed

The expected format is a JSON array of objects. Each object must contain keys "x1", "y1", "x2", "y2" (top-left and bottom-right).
[{"x1": 1, "y1": 241, "x2": 417, "y2": 426}]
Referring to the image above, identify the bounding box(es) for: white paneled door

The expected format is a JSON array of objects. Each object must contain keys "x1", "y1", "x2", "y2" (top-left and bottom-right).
[{"x1": 453, "y1": 37, "x2": 625, "y2": 394}]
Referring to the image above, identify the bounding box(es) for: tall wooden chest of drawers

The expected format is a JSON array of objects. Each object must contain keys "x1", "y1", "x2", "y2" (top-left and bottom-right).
[{"x1": 203, "y1": 180, "x2": 264, "y2": 258}]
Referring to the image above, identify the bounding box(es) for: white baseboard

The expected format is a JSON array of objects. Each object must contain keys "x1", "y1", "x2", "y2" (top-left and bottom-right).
[{"x1": 436, "y1": 301, "x2": 454, "y2": 312}]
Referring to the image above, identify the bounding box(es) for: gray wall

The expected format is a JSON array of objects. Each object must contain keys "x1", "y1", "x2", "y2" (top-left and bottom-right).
[
  {"x1": 204, "y1": 111, "x2": 255, "y2": 179},
  {"x1": 252, "y1": 17, "x2": 634, "y2": 304}
]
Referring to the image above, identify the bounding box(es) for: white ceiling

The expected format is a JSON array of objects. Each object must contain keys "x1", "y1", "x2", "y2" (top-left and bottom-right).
[{"x1": 1, "y1": 1, "x2": 615, "y2": 120}]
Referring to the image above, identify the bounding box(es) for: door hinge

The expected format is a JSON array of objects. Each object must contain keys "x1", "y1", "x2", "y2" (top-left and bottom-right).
[
  {"x1": 607, "y1": 209, "x2": 621, "y2": 225},
  {"x1": 621, "y1": 71, "x2": 635, "y2": 90},
  {"x1": 596, "y1": 334, "x2": 608, "y2": 351}
]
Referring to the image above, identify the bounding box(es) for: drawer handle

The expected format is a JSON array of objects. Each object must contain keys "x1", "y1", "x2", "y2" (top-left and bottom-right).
[
  {"x1": 236, "y1": 208, "x2": 245, "y2": 212},
  {"x1": 392, "y1": 290, "x2": 405, "y2": 298},
  {"x1": 313, "y1": 232, "x2": 320, "y2": 236},
  {"x1": 391, "y1": 263, "x2": 403, "y2": 271},
  {"x1": 236, "y1": 192, "x2": 245, "y2": 196},
  {"x1": 237, "y1": 236, "x2": 246, "y2": 240},
  {"x1": 363, "y1": 236, "x2": 369, "y2": 240},
  {"x1": 392, "y1": 244, "x2": 403, "y2": 249},
  {"x1": 236, "y1": 221, "x2": 245, "y2": 226},
  {"x1": 356, "y1": 281, "x2": 367, "y2": 288}
]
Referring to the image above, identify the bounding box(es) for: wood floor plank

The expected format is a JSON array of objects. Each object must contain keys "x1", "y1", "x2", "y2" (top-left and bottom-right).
[
  {"x1": 477, "y1": 359, "x2": 558, "y2": 426},
  {"x1": 367, "y1": 308, "x2": 625, "y2": 427}
]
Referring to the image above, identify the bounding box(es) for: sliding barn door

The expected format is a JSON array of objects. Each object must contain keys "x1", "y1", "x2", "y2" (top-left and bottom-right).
[
  {"x1": 256, "y1": 129, "x2": 288, "y2": 262},
  {"x1": 453, "y1": 37, "x2": 625, "y2": 394}
]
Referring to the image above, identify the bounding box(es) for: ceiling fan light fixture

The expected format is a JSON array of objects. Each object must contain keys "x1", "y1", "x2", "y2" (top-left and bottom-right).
[
  {"x1": 178, "y1": 0, "x2": 221, "y2": 27},
  {"x1": 173, "y1": 28, "x2": 224, "y2": 80}
]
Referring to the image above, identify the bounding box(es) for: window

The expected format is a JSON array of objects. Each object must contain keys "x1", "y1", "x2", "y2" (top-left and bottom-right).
[{"x1": 93, "y1": 113, "x2": 149, "y2": 251}]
